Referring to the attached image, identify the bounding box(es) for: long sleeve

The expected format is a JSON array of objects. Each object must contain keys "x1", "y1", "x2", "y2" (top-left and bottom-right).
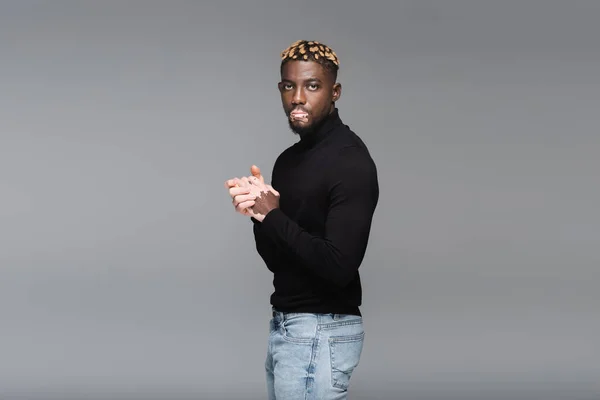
[
  {"x1": 258, "y1": 146, "x2": 379, "y2": 287},
  {"x1": 252, "y1": 218, "x2": 283, "y2": 272}
]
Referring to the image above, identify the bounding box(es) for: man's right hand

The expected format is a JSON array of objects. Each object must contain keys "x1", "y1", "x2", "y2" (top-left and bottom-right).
[
  {"x1": 224, "y1": 165, "x2": 266, "y2": 217},
  {"x1": 225, "y1": 177, "x2": 255, "y2": 216}
]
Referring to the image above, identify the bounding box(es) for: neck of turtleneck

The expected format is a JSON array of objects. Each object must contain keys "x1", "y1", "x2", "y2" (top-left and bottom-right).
[{"x1": 297, "y1": 108, "x2": 342, "y2": 149}]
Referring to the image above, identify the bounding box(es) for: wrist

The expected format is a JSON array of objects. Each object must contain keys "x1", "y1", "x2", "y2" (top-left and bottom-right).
[
  {"x1": 252, "y1": 207, "x2": 278, "y2": 223},
  {"x1": 262, "y1": 207, "x2": 279, "y2": 222}
]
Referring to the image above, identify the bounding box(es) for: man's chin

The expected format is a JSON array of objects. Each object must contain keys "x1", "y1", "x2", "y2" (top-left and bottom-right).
[{"x1": 288, "y1": 120, "x2": 314, "y2": 135}]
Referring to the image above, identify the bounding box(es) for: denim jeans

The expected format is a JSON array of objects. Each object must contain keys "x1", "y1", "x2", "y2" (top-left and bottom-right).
[{"x1": 265, "y1": 309, "x2": 365, "y2": 400}]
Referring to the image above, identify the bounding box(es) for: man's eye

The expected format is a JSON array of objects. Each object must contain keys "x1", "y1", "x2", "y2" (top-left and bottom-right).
[
  {"x1": 284, "y1": 84, "x2": 293, "y2": 90},
  {"x1": 308, "y1": 84, "x2": 319, "y2": 90}
]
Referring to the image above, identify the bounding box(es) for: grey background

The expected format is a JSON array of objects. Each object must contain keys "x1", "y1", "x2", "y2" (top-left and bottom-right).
[{"x1": 1, "y1": 1, "x2": 598, "y2": 399}]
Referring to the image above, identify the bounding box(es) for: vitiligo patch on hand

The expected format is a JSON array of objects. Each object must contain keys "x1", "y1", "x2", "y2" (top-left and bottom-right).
[{"x1": 252, "y1": 191, "x2": 277, "y2": 215}]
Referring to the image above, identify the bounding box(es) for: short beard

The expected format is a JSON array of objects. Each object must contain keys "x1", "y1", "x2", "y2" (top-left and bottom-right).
[{"x1": 288, "y1": 120, "x2": 313, "y2": 136}]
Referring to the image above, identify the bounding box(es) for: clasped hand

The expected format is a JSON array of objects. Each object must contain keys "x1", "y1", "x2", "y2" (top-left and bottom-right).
[{"x1": 224, "y1": 165, "x2": 280, "y2": 222}]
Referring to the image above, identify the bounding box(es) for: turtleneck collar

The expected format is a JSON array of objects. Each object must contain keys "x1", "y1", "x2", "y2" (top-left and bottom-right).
[{"x1": 296, "y1": 108, "x2": 343, "y2": 149}]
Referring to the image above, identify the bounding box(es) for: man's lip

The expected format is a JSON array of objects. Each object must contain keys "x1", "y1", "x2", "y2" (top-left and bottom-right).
[
  {"x1": 290, "y1": 111, "x2": 308, "y2": 122},
  {"x1": 290, "y1": 109, "x2": 308, "y2": 116}
]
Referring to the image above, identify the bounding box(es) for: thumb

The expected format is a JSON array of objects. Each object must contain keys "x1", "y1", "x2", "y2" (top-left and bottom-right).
[{"x1": 251, "y1": 165, "x2": 264, "y2": 183}]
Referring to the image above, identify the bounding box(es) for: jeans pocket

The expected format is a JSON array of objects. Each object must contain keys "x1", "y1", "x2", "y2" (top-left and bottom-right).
[
  {"x1": 329, "y1": 331, "x2": 365, "y2": 390},
  {"x1": 281, "y1": 315, "x2": 316, "y2": 344}
]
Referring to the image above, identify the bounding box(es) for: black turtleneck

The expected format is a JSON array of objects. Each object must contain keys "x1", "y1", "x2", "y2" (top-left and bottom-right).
[{"x1": 252, "y1": 109, "x2": 379, "y2": 316}]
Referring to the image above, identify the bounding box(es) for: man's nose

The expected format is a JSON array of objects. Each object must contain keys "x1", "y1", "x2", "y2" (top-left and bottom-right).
[{"x1": 292, "y1": 87, "x2": 306, "y2": 105}]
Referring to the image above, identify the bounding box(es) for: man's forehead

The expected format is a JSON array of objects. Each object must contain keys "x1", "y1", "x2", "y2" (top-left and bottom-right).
[{"x1": 281, "y1": 61, "x2": 329, "y2": 80}]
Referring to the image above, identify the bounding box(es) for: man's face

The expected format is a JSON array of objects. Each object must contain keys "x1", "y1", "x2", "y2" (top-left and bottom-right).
[{"x1": 278, "y1": 60, "x2": 341, "y2": 135}]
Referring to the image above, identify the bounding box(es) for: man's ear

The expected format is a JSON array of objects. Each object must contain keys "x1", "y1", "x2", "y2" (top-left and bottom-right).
[{"x1": 332, "y1": 83, "x2": 342, "y2": 102}]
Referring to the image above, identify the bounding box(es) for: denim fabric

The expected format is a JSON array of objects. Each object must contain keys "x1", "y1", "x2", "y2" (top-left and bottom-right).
[{"x1": 265, "y1": 309, "x2": 365, "y2": 400}]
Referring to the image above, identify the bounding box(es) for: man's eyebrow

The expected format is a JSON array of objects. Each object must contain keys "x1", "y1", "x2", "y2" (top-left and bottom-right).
[{"x1": 281, "y1": 77, "x2": 323, "y2": 83}]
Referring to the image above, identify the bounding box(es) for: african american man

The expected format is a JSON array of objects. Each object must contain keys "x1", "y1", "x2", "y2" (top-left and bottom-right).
[{"x1": 224, "y1": 39, "x2": 379, "y2": 400}]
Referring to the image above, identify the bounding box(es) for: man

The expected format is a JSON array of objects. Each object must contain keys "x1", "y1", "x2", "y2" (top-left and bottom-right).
[{"x1": 224, "y1": 40, "x2": 379, "y2": 400}]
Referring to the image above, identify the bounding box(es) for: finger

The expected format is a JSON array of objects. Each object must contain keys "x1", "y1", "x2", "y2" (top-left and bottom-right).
[
  {"x1": 248, "y1": 175, "x2": 264, "y2": 187},
  {"x1": 228, "y1": 186, "x2": 251, "y2": 197},
  {"x1": 242, "y1": 205, "x2": 256, "y2": 217},
  {"x1": 235, "y1": 199, "x2": 256, "y2": 212},
  {"x1": 251, "y1": 165, "x2": 264, "y2": 183},
  {"x1": 224, "y1": 178, "x2": 239, "y2": 188},
  {"x1": 232, "y1": 193, "x2": 256, "y2": 207},
  {"x1": 239, "y1": 176, "x2": 251, "y2": 187}
]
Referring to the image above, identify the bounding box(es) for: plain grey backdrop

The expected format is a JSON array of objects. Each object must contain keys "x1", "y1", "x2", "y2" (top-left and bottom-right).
[{"x1": 1, "y1": 1, "x2": 598, "y2": 399}]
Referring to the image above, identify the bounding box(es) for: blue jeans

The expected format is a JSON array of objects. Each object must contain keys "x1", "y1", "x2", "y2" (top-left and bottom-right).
[{"x1": 265, "y1": 309, "x2": 365, "y2": 400}]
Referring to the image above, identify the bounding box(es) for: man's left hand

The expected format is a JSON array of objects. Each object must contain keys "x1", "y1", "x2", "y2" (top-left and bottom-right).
[{"x1": 250, "y1": 180, "x2": 280, "y2": 222}]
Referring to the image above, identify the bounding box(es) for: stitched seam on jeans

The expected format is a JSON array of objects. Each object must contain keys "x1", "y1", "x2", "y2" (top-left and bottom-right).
[
  {"x1": 281, "y1": 334, "x2": 314, "y2": 344},
  {"x1": 320, "y1": 319, "x2": 363, "y2": 330},
  {"x1": 329, "y1": 331, "x2": 365, "y2": 343},
  {"x1": 305, "y1": 324, "x2": 321, "y2": 398}
]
